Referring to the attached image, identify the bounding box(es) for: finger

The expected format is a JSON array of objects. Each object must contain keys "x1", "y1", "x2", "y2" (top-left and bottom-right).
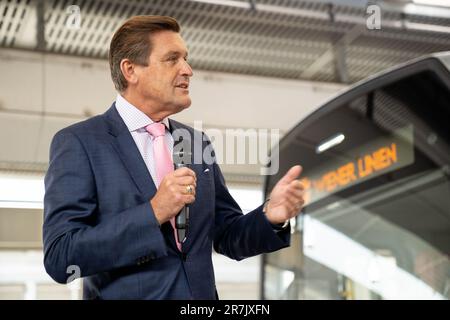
[
  {"x1": 287, "y1": 189, "x2": 305, "y2": 206},
  {"x1": 174, "y1": 167, "x2": 196, "y2": 179},
  {"x1": 284, "y1": 196, "x2": 301, "y2": 211},
  {"x1": 283, "y1": 194, "x2": 304, "y2": 213},
  {"x1": 295, "y1": 197, "x2": 305, "y2": 211},
  {"x1": 289, "y1": 179, "x2": 304, "y2": 191},
  {"x1": 286, "y1": 187, "x2": 304, "y2": 200},
  {"x1": 182, "y1": 194, "x2": 196, "y2": 204},
  {"x1": 276, "y1": 197, "x2": 297, "y2": 216},
  {"x1": 278, "y1": 165, "x2": 302, "y2": 185},
  {"x1": 179, "y1": 184, "x2": 196, "y2": 197},
  {"x1": 175, "y1": 176, "x2": 197, "y2": 187}
]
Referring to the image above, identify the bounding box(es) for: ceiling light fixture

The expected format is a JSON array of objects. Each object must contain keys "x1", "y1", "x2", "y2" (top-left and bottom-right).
[
  {"x1": 412, "y1": 0, "x2": 450, "y2": 8},
  {"x1": 316, "y1": 133, "x2": 345, "y2": 154}
]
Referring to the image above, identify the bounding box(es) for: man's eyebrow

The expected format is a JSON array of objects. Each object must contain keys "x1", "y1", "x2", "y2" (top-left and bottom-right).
[{"x1": 163, "y1": 50, "x2": 188, "y2": 58}]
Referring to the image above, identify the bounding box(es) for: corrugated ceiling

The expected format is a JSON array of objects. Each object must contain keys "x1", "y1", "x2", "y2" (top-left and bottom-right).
[{"x1": 1, "y1": 0, "x2": 450, "y2": 84}]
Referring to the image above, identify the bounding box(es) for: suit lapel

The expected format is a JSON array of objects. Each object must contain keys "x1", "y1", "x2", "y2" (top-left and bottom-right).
[
  {"x1": 103, "y1": 104, "x2": 157, "y2": 200},
  {"x1": 168, "y1": 118, "x2": 196, "y2": 166}
]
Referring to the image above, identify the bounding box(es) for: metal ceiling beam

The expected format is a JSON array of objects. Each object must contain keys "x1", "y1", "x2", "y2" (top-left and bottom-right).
[
  {"x1": 301, "y1": 24, "x2": 363, "y2": 80},
  {"x1": 311, "y1": 0, "x2": 450, "y2": 19},
  {"x1": 334, "y1": 42, "x2": 349, "y2": 83},
  {"x1": 36, "y1": 0, "x2": 46, "y2": 51}
]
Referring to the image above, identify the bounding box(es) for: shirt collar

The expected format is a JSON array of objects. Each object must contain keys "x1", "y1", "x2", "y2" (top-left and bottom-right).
[{"x1": 115, "y1": 94, "x2": 170, "y2": 132}]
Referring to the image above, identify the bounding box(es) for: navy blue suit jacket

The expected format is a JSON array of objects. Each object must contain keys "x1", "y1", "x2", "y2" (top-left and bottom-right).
[{"x1": 43, "y1": 104, "x2": 290, "y2": 299}]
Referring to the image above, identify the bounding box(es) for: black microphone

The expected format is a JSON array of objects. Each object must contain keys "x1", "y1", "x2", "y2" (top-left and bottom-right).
[{"x1": 173, "y1": 148, "x2": 192, "y2": 244}]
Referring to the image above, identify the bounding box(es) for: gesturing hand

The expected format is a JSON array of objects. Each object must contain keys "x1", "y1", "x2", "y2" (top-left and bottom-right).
[
  {"x1": 264, "y1": 165, "x2": 305, "y2": 225},
  {"x1": 150, "y1": 167, "x2": 196, "y2": 225}
]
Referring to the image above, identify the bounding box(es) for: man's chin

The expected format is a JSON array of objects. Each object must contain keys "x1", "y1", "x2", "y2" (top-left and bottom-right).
[
  {"x1": 179, "y1": 98, "x2": 192, "y2": 110},
  {"x1": 171, "y1": 99, "x2": 192, "y2": 115}
]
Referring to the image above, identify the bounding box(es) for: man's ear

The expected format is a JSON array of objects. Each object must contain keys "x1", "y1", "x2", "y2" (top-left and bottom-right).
[{"x1": 120, "y1": 58, "x2": 139, "y2": 86}]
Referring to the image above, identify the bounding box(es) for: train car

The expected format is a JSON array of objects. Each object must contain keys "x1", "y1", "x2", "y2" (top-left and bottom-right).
[{"x1": 262, "y1": 52, "x2": 450, "y2": 300}]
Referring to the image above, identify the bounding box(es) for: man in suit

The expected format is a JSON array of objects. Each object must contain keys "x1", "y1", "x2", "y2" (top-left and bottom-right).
[{"x1": 43, "y1": 15, "x2": 305, "y2": 299}]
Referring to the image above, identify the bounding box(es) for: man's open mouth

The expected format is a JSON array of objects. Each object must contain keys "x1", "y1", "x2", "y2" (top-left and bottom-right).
[{"x1": 175, "y1": 83, "x2": 189, "y2": 89}]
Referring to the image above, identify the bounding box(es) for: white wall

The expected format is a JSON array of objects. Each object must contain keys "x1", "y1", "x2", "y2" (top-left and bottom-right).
[{"x1": 0, "y1": 48, "x2": 345, "y2": 176}]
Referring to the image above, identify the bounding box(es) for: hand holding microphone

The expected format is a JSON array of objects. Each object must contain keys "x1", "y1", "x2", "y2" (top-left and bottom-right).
[{"x1": 150, "y1": 167, "x2": 196, "y2": 228}]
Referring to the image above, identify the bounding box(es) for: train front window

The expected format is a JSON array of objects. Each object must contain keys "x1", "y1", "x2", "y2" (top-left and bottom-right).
[{"x1": 263, "y1": 69, "x2": 450, "y2": 300}]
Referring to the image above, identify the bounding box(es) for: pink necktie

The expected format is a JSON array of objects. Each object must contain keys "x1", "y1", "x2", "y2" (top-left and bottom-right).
[{"x1": 145, "y1": 122, "x2": 182, "y2": 251}]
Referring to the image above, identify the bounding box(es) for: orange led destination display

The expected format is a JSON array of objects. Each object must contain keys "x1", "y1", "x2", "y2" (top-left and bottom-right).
[{"x1": 299, "y1": 126, "x2": 414, "y2": 205}]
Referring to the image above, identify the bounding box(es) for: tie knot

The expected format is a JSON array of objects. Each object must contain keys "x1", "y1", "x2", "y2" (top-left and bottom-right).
[{"x1": 145, "y1": 122, "x2": 166, "y2": 138}]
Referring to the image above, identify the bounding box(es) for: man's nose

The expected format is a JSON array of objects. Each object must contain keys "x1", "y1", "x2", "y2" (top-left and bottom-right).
[{"x1": 180, "y1": 60, "x2": 193, "y2": 77}]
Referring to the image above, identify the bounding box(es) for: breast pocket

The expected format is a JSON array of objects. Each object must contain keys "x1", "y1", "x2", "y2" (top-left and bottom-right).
[
  {"x1": 192, "y1": 164, "x2": 212, "y2": 194},
  {"x1": 190, "y1": 165, "x2": 214, "y2": 219}
]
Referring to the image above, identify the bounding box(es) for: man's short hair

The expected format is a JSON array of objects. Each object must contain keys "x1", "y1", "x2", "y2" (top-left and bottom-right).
[{"x1": 109, "y1": 15, "x2": 180, "y2": 92}]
